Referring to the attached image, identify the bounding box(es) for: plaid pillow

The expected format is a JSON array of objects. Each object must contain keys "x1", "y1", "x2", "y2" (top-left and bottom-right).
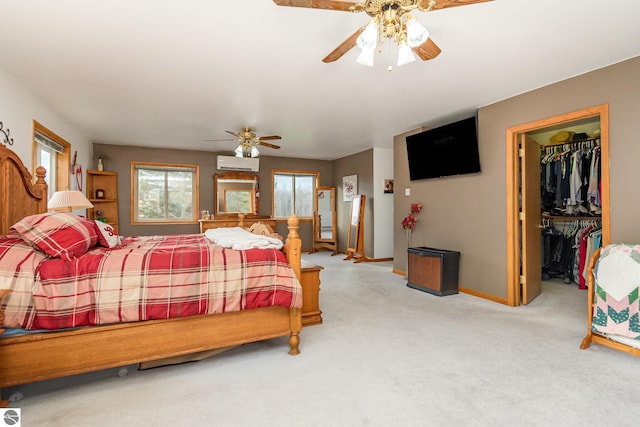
[{"x1": 11, "y1": 212, "x2": 99, "y2": 261}]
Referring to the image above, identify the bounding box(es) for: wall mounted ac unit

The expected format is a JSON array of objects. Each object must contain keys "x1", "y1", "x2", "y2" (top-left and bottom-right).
[{"x1": 216, "y1": 155, "x2": 260, "y2": 172}]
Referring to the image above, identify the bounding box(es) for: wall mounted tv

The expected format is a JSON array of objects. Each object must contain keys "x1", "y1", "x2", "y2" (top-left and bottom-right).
[{"x1": 406, "y1": 116, "x2": 481, "y2": 181}]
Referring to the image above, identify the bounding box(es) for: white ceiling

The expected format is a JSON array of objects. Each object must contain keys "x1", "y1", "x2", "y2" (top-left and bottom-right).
[{"x1": 1, "y1": 0, "x2": 639, "y2": 160}]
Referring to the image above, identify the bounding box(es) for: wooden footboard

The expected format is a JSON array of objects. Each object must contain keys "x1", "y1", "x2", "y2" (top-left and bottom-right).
[{"x1": 0, "y1": 306, "x2": 301, "y2": 389}]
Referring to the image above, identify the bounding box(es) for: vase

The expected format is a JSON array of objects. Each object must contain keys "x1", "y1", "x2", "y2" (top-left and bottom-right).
[{"x1": 405, "y1": 228, "x2": 412, "y2": 279}]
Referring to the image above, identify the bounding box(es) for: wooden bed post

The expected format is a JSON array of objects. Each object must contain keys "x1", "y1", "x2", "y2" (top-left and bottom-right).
[
  {"x1": 285, "y1": 214, "x2": 301, "y2": 280},
  {"x1": 285, "y1": 214, "x2": 302, "y2": 355}
]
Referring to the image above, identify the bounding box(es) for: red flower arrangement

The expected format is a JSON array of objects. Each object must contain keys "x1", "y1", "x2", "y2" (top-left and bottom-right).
[{"x1": 401, "y1": 203, "x2": 422, "y2": 231}]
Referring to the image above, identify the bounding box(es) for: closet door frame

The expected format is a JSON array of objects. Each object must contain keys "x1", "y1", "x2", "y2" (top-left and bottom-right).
[{"x1": 505, "y1": 104, "x2": 610, "y2": 306}]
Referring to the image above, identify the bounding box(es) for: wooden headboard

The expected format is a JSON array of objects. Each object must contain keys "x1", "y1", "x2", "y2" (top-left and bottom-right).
[{"x1": 0, "y1": 144, "x2": 48, "y2": 234}]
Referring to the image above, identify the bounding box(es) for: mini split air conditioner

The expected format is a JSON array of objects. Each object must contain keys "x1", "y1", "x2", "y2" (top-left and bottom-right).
[{"x1": 216, "y1": 155, "x2": 259, "y2": 172}]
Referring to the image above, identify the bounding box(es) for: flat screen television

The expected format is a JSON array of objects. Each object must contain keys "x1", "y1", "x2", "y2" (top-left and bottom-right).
[{"x1": 406, "y1": 116, "x2": 481, "y2": 181}]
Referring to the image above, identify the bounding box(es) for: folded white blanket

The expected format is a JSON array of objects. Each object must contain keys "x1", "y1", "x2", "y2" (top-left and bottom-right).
[{"x1": 204, "y1": 227, "x2": 283, "y2": 250}]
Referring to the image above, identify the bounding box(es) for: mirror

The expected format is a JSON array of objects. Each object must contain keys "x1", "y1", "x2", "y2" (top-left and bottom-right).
[
  {"x1": 312, "y1": 186, "x2": 337, "y2": 254},
  {"x1": 344, "y1": 194, "x2": 369, "y2": 262},
  {"x1": 213, "y1": 172, "x2": 259, "y2": 217}
]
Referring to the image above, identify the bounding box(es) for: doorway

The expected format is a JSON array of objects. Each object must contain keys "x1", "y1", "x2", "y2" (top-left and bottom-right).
[{"x1": 505, "y1": 104, "x2": 611, "y2": 306}]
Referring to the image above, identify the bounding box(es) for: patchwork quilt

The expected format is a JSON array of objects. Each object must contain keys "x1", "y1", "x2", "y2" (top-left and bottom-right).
[{"x1": 592, "y1": 244, "x2": 640, "y2": 339}]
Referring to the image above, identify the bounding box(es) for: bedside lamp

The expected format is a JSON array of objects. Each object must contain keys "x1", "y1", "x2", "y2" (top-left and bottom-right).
[{"x1": 48, "y1": 190, "x2": 94, "y2": 212}]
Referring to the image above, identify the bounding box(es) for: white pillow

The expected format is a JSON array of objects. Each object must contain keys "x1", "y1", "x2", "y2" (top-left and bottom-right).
[{"x1": 94, "y1": 220, "x2": 122, "y2": 248}]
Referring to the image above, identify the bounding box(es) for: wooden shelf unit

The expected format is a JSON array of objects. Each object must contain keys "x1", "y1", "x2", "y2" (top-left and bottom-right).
[{"x1": 86, "y1": 170, "x2": 119, "y2": 233}]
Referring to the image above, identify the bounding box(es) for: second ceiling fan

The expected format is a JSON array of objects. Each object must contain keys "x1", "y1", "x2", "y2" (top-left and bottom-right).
[
  {"x1": 273, "y1": 0, "x2": 493, "y2": 65},
  {"x1": 205, "y1": 127, "x2": 282, "y2": 158}
]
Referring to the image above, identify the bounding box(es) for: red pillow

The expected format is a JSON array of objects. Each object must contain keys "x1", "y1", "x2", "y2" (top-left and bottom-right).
[{"x1": 11, "y1": 212, "x2": 99, "y2": 261}]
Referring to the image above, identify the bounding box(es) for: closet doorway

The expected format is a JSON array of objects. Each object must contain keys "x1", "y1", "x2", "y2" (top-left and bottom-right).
[{"x1": 505, "y1": 104, "x2": 610, "y2": 306}]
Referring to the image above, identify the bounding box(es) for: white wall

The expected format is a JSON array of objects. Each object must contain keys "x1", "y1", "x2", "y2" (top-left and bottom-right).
[
  {"x1": 373, "y1": 147, "x2": 394, "y2": 258},
  {"x1": 0, "y1": 65, "x2": 92, "y2": 184}
]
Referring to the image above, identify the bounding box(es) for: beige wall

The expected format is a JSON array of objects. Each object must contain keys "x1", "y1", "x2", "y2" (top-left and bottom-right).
[
  {"x1": 93, "y1": 143, "x2": 332, "y2": 249},
  {"x1": 393, "y1": 56, "x2": 640, "y2": 301},
  {"x1": 333, "y1": 149, "x2": 374, "y2": 256}
]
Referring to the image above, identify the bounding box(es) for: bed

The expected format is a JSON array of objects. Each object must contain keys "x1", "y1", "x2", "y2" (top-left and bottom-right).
[
  {"x1": 0, "y1": 143, "x2": 303, "y2": 405},
  {"x1": 580, "y1": 244, "x2": 640, "y2": 357}
]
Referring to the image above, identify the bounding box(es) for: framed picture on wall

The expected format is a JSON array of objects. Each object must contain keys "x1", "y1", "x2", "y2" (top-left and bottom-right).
[
  {"x1": 384, "y1": 179, "x2": 394, "y2": 194},
  {"x1": 343, "y1": 175, "x2": 357, "y2": 201}
]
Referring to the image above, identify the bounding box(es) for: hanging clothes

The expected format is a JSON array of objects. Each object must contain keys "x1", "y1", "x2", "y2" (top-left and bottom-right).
[
  {"x1": 540, "y1": 138, "x2": 601, "y2": 216},
  {"x1": 541, "y1": 218, "x2": 601, "y2": 288}
]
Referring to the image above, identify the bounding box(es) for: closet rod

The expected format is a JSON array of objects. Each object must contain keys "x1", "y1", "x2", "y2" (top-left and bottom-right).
[
  {"x1": 543, "y1": 136, "x2": 600, "y2": 148},
  {"x1": 542, "y1": 214, "x2": 602, "y2": 221}
]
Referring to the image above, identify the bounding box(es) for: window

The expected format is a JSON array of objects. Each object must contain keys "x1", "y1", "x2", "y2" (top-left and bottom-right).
[
  {"x1": 32, "y1": 121, "x2": 70, "y2": 199},
  {"x1": 272, "y1": 170, "x2": 318, "y2": 219},
  {"x1": 132, "y1": 162, "x2": 199, "y2": 224}
]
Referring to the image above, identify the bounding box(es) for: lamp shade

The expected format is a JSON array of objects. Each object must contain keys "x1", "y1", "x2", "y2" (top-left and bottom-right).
[
  {"x1": 356, "y1": 19, "x2": 378, "y2": 50},
  {"x1": 406, "y1": 16, "x2": 429, "y2": 48},
  {"x1": 48, "y1": 190, "x2": 94, "y2": 211},
  {"x1": 397, "y1": 41, "x2": 416, "y2": 66}
]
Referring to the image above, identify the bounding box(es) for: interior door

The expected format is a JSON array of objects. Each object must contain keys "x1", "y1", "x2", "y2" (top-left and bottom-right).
[{"x1": 521, "y1": 134, "x2": 542, "y2": 304}]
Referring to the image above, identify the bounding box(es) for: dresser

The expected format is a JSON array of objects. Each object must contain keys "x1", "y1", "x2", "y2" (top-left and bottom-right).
[{"x1": 199, "y1": 216, "x2": 276, "y2": 233}]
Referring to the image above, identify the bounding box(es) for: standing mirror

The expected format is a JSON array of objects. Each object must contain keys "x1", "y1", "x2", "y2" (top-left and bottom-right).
[
  {"x1": 344, "y1": 194, "x2": 369, "y2": 262},
  {"x1": 312, "y1": 186, "x2": 337, "y2": 255},
  {"x1": 213, "y1": 172, "x2": 259, "y2": 218}
]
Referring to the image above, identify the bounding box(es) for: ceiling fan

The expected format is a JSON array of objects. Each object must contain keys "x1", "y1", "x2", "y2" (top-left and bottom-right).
[
  {"x1": 205, "y1": 127, "x2": 282, "y2": 158},
  {"x1": 273, "y1": 0, "x2": 493, "y2": 65}
]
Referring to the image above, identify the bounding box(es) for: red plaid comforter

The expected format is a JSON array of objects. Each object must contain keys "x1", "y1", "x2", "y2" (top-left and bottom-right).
[{"x1": 0, "y1": 233, "x2": 302, "y2": 330}]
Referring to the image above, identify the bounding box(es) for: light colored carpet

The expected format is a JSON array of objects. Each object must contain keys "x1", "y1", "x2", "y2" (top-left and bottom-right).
[{"x1": 7, "y1": 252, "x2": 640, "y2": 426}]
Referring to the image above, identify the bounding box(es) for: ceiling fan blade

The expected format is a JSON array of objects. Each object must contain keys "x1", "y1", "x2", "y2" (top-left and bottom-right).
[
  {"x1": 225, "y1": 130, "x2": 240, "y2": 138},
  {"x1": 257, "y1": 141, "x2": 281, "y2": 149},
  {"x1": 258, "y1": 135, "x2": 282, "y2": 141},
  {"x1": 273, "y1": 0, "x2": 356, "y2": 12},
  {"x1": 412, "y1": 38, "x2": 442, "y2": 61},
  {"x1": 203, "y1": 138, "x2": 236, "y2": 142},
  {"x1": 426, "y1": 0, "x2": 494, "y2": 11},
  {"x1": 322, "y1": 27, "x2": 364, "y2": 63}
]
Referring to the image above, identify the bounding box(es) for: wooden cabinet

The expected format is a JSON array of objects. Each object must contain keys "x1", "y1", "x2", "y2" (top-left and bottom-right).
[
  {"x1": 300, "y1": 261, "x2": 323, "y2": 326},
  {"x1": 407, "y1": 247, "x2": 460, "y2": 296},
  {"x1": 86, "y1": 170, "x2": 119, "y2": 233},
  {"x1": 199, "y1": 217, "x2": 276, "y2": 233}
]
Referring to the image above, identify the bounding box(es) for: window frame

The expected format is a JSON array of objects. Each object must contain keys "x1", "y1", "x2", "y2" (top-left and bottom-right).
[
  {"x1": 131, "y1": 161, "x2": 199, "y2": 225},
  {"x1": 271, "y1": 169, "x2": 319, "y2": 220},
  {"x1": 32, "y1": 120, "x2": 70, "y2": 199}
]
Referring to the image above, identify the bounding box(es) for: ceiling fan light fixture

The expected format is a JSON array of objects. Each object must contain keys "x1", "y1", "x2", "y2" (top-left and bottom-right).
[
  {"x1": 397, "y1": 41, "x2": 416, "y2": 66},
  {"x1": 405, "y1": 15, "x2": 429, "y2": 48},
  {"x1": 356, "y1": 18, "x2": 378, "y2": 50},
  {"x1": 356, "y1": 47, "x2": 375, "y2": 67},
  {"x1": 234, "y1": 143, "x2": 260, "y2": 158}
]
